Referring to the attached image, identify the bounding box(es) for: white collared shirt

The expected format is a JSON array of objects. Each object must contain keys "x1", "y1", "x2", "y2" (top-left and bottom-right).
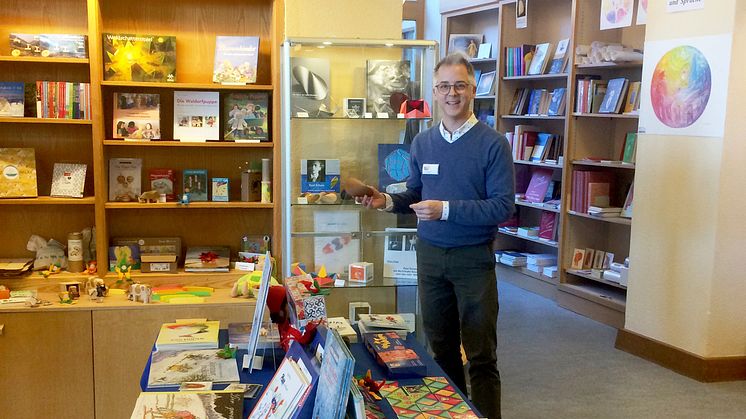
[{"x1": 383, "y1": 114, "x2": 479, "y2": 220}]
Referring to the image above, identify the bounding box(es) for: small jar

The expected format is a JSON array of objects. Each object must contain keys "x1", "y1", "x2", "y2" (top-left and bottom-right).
[{"x1": 67, "y1": 232, "x2": 84, "y2": 273}]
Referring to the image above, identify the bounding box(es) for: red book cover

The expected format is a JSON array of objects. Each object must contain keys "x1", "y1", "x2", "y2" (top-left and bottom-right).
[
  {"x1": 363, "y1": 332, "x2": 426, "y2": 378},
  {"x1": 524, "y1": 168, "x2": 553, "y2": 203},
  {"x1": 149, "y1": 168, "x2": 176, "y2": 201},
  {"x1": 538, "y1": 211, "x2": 557, "y2": 240}
]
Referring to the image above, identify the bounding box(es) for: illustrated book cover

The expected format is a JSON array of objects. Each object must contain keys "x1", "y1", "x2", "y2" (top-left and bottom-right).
[
  {"x1": 363, "y1": 331, "x2": 426, "y2": 378},
  {"x1": 10, "y1": 33, "x2": 87, "y2": 58},
  {"x1": 227, "y1": 322, "x2": 280, "y2": 348},
  {"x1": 113, "y1": 93, "x2": 160, "y2": 139},
  {"x1": 290, "y1": 56, "x2": 330, "y2": 116},
  {"x1": 366, "y1": 60, "x2": 415, "y2": 115},
  {"x1": 149, "y1": 168, "x2": 175, "y2": 201},
  {"x1": 0, "y1": 82, "x2": 24, "y2": 117},
  {"x1": 0, "y1": 148, "x2": 37, "y2": 198},
  {"x1": 108, "y1": 158, "x2": 142, "y2": 202},
  {"x1": 300, "y1": 158, "x2": 340, "y2": 194},
  {"x1": 383, "y1": 227, "x2": 417, "y2": 281},
  {"x1": 173, "y1": 91, "x2": 219, "y2": 141},
  {"x1": 50, "y1": 163, "x2": 86, "y2": 198},
  {"x1": 223, "y1": 92, "x2": 269, "y2": 141},
  {"x1": 548, "y1": 38, "x2": 570, "y2": 74},
  {"x1": 102, "y1": 33, "x2": 176, "y2": 82},
  {"x1": 622, "y1": 133, "x2": 637, "y2": 163},
  {"x1": 147, "y1": 349, "x2": 240, "y2": 388},
  {"x1": 130, "y1": 391, "x2": 243, "y2": 419},
  {"x1": 598, "y1": 78, "x2": 629, "y2": 114},
  {"x1": 313, "y1": 328, "x2": 355, "y2": 419},
  {"x1": 184, "y1": 246, "x2": 230, "y2": 272},
  {"x1": 213, "y1": 36, "x2": 260, "y2": 84},
  {"x1": 527, "y1": 43, "x2": 552, "y2": 75},
  {"x1": 155, "y1": 319, "x2": 220, "y2": 351},
  {"x1": 378, "y1": 143, "x2": 411, "y2": 192},
  {"x1": 251, "y1": 355, "x2": 313, "y2": 419},
  {"x1": 183, "y1": 169, "x2": 208, "y2": 201},
  {"x1": 326, "y1": 317, "x2": 358, "y2": 343}
]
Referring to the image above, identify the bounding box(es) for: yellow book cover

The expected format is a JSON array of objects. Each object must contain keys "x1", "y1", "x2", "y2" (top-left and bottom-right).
[
  {"x1": 0, "y1": 148, "x2": 37, "y2": 198},
  {"x1": 155, "y1": 319, "x2": 220, "y2": 351}
]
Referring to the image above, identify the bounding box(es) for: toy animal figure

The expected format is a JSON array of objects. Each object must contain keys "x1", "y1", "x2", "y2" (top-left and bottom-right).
[
  {"x1": 86, "y1": 277, "x2": 108, "y2": 302},
  {"x1": 138, "y1": 189, "x2": 161, "y2": 203},
  {"x1": 127, "y1": 283, "x2": 152, "y2": 304},
  {"x1": 115, "y1": 264, "x2": 132, "y2": 285},
  {"x1": 41, "y1": 264, "x2": 62, "y2": 278}
]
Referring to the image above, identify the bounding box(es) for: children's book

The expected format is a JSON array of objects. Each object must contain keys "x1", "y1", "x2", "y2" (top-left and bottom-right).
[
  {"x1": 223, "y1": 92, "x2": 269, "y2": 141},
  {"x1": 227, "y1": 322, "x2": 281, "y2": 348},
  {"x1": 357, "y1": 314, "x2": 411, "y2": 339},
  {"x1": 0, "y1": 82, "x2": 24, "y2": 117},
  {"x1": 547, "y1": 88, "x2": 567, "y2": 116},
  {"x1": 51, "y1": 163, "x2": 86, "y2": 198},
  {"x1": 40, "y1": 34, "x2": 87, "y2": 58},
  {"x1": 213, "y1": 36, "x2": 260, "y2": 84},
  {"x1": 624, "y1": 81, "x2": 641, "y2": 113},
  {"x1": 0, "y1": 148, "x2": 37, "y2": 198},
  {"x1": 183, "y1": 169, "x2": 208, "y2": 201},
  {"x1": 622, "y1": 133, "x2": 637, "y2": 163},
  {"x1": 548, "y1": 38, "x2": 570, "y2": 74},
  {"x1": 102, "y1": 33, "x2": 176, "y2": 82},
  {"x1": 108, "y1": 158, "x2": 142, "y2": 201},
  {"x1": 130, "y1": 391, "x2": 243, "y2": 419},
  {"x1": 212, "y1": 177, "x2": 229, "y2": 202},
  {"x1": 363, "y1": 331, "x2": 426, "y2": 378},
  {"x1": 155, "y1": 319, "x2": 220, "y2": 351},
  {"x1": 598, "y1": 78, "x2": 629, "y2": 114},
  {"x1": 149, "y1": 168, "x2": 175, "y2": 201},
  {"x1": 184, "y1": 246, "x2": 230, "y2": 272},
  {"x1": 173, "y1": 91, "x2": 219, "y2": 141},
  {"x1": 9, "y1": 34, "x2": 41, "y2": 56},
  {"x1": 113, "y1": 93, "x2": 160, "y2": 139},
  {"x1": 147, "y1": 349, "x2": 240, "y2": 388},
  {"x1": 527, "y1": 42, "x2": 552, "y2": 75},
  {"x1": 326, "y1": 317, "x2": 358, "y2": 343},
  {"x1": 312, "y1": 329, "x2": 355, "y2": 419}
]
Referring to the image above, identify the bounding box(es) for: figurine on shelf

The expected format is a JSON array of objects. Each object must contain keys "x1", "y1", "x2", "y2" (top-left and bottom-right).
[
  {"x1": 58, "y1": 291, "x2": 75, "y2": 305},
  {"x1": 127, "y1": 283, "x2": 152, "y2": 304},
  {"x1": 179, "y1": 187, "x2": 191, "y2": 205},
  {"x1": 86, "y1": 277, "x2": 108, "y2": 303},
  {"x1": 138, "y1": 189, "x2": 161, "y2": 203},
  {"x1": 85, "y1": 260, "x2": 98, "y2": 275},
  {"x1": 41, "y1": 264, "x2": 62, "y2": 278},
  {"x1": 115, "y1": 265, "x2": 132, "y2": 286},
  {"x1": 266, "y1": 285, "x2": 319, "y2": 352}
]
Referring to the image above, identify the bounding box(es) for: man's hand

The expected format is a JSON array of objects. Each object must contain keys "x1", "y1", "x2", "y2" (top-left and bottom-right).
[
  {"x1": 410, "y1": 200, "x2": 443, "y2": 220},
  {"x1": 359, "y1": 186, "x2": 387, "y2": 209}
]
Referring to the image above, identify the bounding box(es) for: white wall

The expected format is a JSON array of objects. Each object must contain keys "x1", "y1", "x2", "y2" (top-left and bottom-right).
[{"x1": 285, "y1": 0, "x2": 403, "y2": 39}]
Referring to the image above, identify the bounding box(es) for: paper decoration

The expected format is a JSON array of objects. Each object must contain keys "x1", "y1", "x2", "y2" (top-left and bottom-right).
[{"x1": 600, "y1": 0, "x2": 634, "y2": 30}]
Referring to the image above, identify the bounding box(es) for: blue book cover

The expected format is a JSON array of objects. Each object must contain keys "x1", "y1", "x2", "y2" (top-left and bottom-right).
[
  {"x1": 183, "y1": 169, "x2": 208, "y2": 201},
  {"x1": 300, "y1": 159, "x2": 340, "y2": 193},
  {"x1": 530, "y1": 133, "x2": 553, "y2": 162},
  {"x1": 313, "y1": 329, "x2": 355, "y2": 419},
  {"x1": 212, "y1": 36, "x2": 260, "y2": 84},
  {"x1": 598, "y1": 78, "x2": 628, "y2": 114},
  {"x1": 547, "y1": 88, "x2": 566, "y2": 116},
  {"x1": 527, "y1": 89, "x2": 543, "y2": 115},
  {"x1": 378, "y1": 144, "x2": 411, "y2": 191},
  {"x1": 0, "y1": 82, "x2": 25, "y2": 117}
]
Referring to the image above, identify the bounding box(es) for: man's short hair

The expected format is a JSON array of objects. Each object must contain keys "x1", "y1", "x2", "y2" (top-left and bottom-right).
[{"x1": 434, "y1": 53, "x2": 476, "y2": 85}]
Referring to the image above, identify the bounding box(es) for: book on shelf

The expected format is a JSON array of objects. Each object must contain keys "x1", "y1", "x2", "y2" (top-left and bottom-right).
[
  {"x1": 526, "y1": 89, "x2": 549, "y2": 115},
  {"x1": 538, "y1": 211, "x2": 558, "y2": 241},
  {"x1": 505, "y1": 44, "x2": 535, "y2": 77},
  {"x1": 10, "y1": 33, "x2": 87, "y2": 58},
  {"x1": 0, "y1": 148, "x2": 37, "y2": 198},
  {"x1": 155, "y1": 319, "x2": 220, "y2": 351},
  {"x1": 184, "y1": 246, "x2": 230, "y2": 272},
  {"x1": 548, "y1": 38, "x2": 570, "y2": 74},
  {"x1": 623, "y1": 81, "x2": 641, "y2": 114},
  {"x1": 50, "y1": 163, "x2": 86, "y2": 198},
  {"x1": 108, "y1": 157, "x2": 141, "y2": 202},
  {"x1": 587, "y1": 182, "x2": 611, "y2": 208},
  {"x1": 223, "y1": 92, "x2": 270, "y2": 142},
  {"x1": 582, "y1": 248, "x2": 595, "y2": 270},
  {"x1": 517, "y1": 226, "x2": 539, "y2": 238},
  {"x1": 509, "y1": 88, "x2": 531, "y2": 115},
  {"x1": 543, "y1": 265, "x2": 558, "y2": 278},
  {"x1": 102, "y1": 33, "x2": 176, "y2": 82},
  {"x1": 113, "y1": 93, "x2": 161, "y2": 140},
  {"x1": 621, "y1": 182, "x2": 634, "y2": 218},
  {"x1": 524, "y1": 168, "x2": 554, "y2": 203},
  {"x1": 530, "y1": 133, "x2": 554, "y2": 162},
  {"x1": 147, "y1": 348, "x2": 240, "y2": 388},
  {"x1": 212, "y1": 36, "x2": 259, "y2": 84},
  {"x1": 109, "y1": 239, "x2": 141, "y2": 271},
  {"x1": 590, "y1": 80, "x2": 608, "y2": 113},
  {"x1": 290, "y1": 56, "x2": 331, "y2": 116},
  {"x1": 570, "y1": 248, "x2": 585, "y2": 270},
  {"x1": 498, "y1": 250, "x2": 528, "y2": 267},
  {"x1": 28, "y1": 81, "x2": 91, "y2": 119},
  {"x1": 571, "y1": 170, "x2": 614, "y2": 213},
  {"x1": 598, "y1": 78, "x2": 629, "y2": 114},
  {"x1": 527, "y1": 253, "x2": 557, "y2": 267},
  {"x1": 130, "y1": 391, "x2": 243, "y2": 419},
  {"x1": 326, "y1": 317, "x2": 358, "y2": 343},
  {"x1": 149, "y1": 168, "x2": 176, "y2": 202},
  {"x1": 527, "y1": 42, "x2": 552, "y2": 75},
  {"x1": 357, "y1": 313, "x2": 411, "y2": 337},
  {"x1": 621, "y1": 133, "x2": 637, "y2": 163},
  {"x1": 301, "y1": 159, "x2": 340, "y2": 194},
  {"x1": 227, "y1": 322, "x2": 280, "y2": 348},
  {"x1": 363, "y1": 331, "x2": 426, "y2": 378},
  {"x1": 211, "y1": 177, "x2": 229, "y2": 202},
  {"x1": 574, "y1": 75, "x2": 602, "y2": 113},
  {"x1": 173, "y1": 91, "x2": 219, "y2": 142},
  {"x1": 313, "y1": 328, "x2": 355, "y2": 419},
  {"x1": 0, "y1": 82, "x2": 24, "y2": 117},
  {"x1": 183, "y1": 169, "x2": 208, "y2": 201},
  {"x1": 547, "y1": 88, "x2": 567, "y2": 116}
]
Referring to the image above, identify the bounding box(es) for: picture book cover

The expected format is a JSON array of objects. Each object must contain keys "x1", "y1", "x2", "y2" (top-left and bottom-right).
[
  {"x1": 363, "y1": 332, "x2": 426, "y2": 378},
  {"x1": 624, "y1": 81, "x2": 641, "y2": 113},
  {"x1": 326, "y1": 317, "x2": 358, "y2": 343},
  {"x1": 526, "y1": 89, "x2": 544, "y2": 115},
  {"x1": 240, "y1": 234, "x2": 271, "y2": 253},
  {"x1": 547, "y1": 88, "x2": 567, "y2": 116},
  {"x1": 183, "y1": 169, "x2": 208, "y2": 201},
  {"x1": 9, "y1": 33, "x2": 41, "y2": 56},
  {"x1": 252, "y1": 356, "x2": 312, "y2": 419},
  {"x1": 378, "y1": 144, "x2": 411, "y2": 192},
  {"x1": 227, "y1": 322, "x2": 280, "y2": 347},
  {"x1": 0, "y1": 148, "x2": 37, "y2": 198},
  {"x1": 527, "y1": 43, "x2": 552, "y2": 75},
  {"x1": 571, "y1": 248, "x2": 585, "y2": 270},
  {"x1": 147, "y1": 349, "x2": 240, "y2": 388},
  {"x1": 290, "y1": 56, "x2": 330, "y2": 115},
  {"x1": 39, "y1": 34, "x2": 87, "y2": 58},
  {"x1": 622, "y1": 133, "x2": 637, "y2": 163},
  {"x1": 548, "y1": 38, "x2": 570, "y2": 74},
  {"x1": 50, "y1": 163, "x2": 86, "y2": 198},
  {"x1": 383, "y1": 227, "x2": 417, "y2": 281},
  {"x1": 0, "y1": 82, "x2": 24, "y2": 117},
  {"x1": 184, "y1": 246, "x2": 230, "y2": 272},
  {"x1": 598, "y1": 78, "x2": 628, "y2": 114},
  {"x1": 301, "y1": 159, "x2": 340, "y2": 193},
  {"x1": 223, "y1": 92, "x2": 269, "y2": 141},
  {"x1": 173, "y1": 91, "x2": 219, "y2": 141},
  {"x1": 108, "y1": 242, "x2": 141, "y2": 271},
  {"x1": 130, "y1": 391, "x2": 243, "y2": 419},
  {"x1": 529, "y1": 133, "x2": 553, "y2": 162},
  {"x1": 313, "y1": 329, "x2": 355, "y2": 419},
  {"x1": 102, "y1": 33, "x2": 176, "y2": 82},
  {"x1": 108, "y1": 158, "x2": 142, "y2": 201},
  {"x1": 213, "y1": 36, "x2": 260, "y2": 84},
  {"x1": 367, "y1": 59, "x2": 414, "y2": 115},
  {"x1": 358, "y1": 314, "x2": 409, "y2": 331},
  {"x1": 113, "y1": 93, "x2": 161, "y2": 139},
  {"x1": 149, "y1": 168, "x2": 175, "y2": 201},
  {"x1": 524, "y1": 168, "x2": 554, "y2": 203},
  {"x1": 155, "y1": 319, "x2": 220, "y2": 351},
  {"x1": 313, "y1": 210, "x2": 360, "y2": 276}
]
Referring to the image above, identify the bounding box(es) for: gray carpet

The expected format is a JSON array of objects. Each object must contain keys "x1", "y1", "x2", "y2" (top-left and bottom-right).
[{"x1": 496, "y1": 281, "x2": 746, "y2": 419}]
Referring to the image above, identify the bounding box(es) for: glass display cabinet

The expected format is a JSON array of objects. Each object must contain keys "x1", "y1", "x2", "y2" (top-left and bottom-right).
[{"x1": 281, "y1": 38, "x2": 437, "y2": 316}]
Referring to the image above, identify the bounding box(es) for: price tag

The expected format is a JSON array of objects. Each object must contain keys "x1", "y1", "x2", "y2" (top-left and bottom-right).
[
  {"x1": 235, "y1": 262, "x2": 255, "y2": 271},
  {"x1": 334, "y1": 279, "x2": 346, "y2": 287},
  {"x1": 376, "y1": 112, "x2": 389, "y2": 119},
  {"x1": 397, "y1": 113, "x2": 406, "y2": 119},
  {"x1": 364, "y1": 112, "x2": 373, "y2": 119},
  {"x1": 296, "y1": 112, "x2": 309, "y2": 118},
  {"x1": 297, "y1": 196, "x2": 308, "y2": 204}
]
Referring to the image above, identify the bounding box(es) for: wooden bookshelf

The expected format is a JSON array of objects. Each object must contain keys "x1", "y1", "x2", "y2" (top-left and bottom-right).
[
  {"x1": 572, "y1": 159, "x2": 636, "y2": 169},
  {"x1": 515, "y1": 199, "x2": 560, "y2": 213},
  {"x1": 0, "y1": 117, "x2": 92, "y2": 124},
  {"x1": 0, "y1": 196, "x2": 96, "y2": 205},
  {"x1": 513, "y1": 160, "x2": 563, "y2": 169},
  {"x1": 105, "y1": 201, "x2": 274, "y2": 209},
  {"x1": 498, "y1": 228, "x2": 559, "y2": 248},
  {"x1": 566, "y1": 268, "x2": 627, "y2": 290},
  {"x1": 575, "y1": 61, "x2": 643, "y2": 69},
  {"x1": 0, "y1": 56, "x2": 89, "y2": 64},
  {"x1": 501, "y1": 115, "x2": 566, "y2": 120},
  {"x1": 100, "y1": 80, "x2": 273, "y2": 90},
  {"x1": 103, "y1": 140, "x2": 274, "y2": 148},
  {"x1": 503, "y1": 73, "x2": 568, "y2": 81},
  {"x1": 572, "y1": 112, "x2": 640, "y2": 119},
  {"x1": 567, "y1": 210, "x2": 632, "y2": 226}
]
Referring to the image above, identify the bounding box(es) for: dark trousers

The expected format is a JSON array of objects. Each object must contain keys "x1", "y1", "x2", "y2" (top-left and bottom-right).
[{"x1": 417, "y1": 239, "x2": 501, "y2": 419}]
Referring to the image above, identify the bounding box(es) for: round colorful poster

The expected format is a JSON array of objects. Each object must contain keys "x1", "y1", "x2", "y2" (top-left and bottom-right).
[
  {"x1": 650, "y1": 46, "x2": 712, "y2": 128},
  {"x1": 602, "y1": 0, "x2": 633, "y2": 25}
]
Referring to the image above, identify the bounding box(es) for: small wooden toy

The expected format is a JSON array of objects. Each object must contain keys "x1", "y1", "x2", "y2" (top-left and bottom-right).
[
  {"x1": 85, "y1": 260, "x2": 98, "y2": 275},
  {"x1": 115, "y1": 265, "x2": 132, "y2": 285},
  {"x1": 41, "y1": 264, "x2": 62, "y2": 278},
  {"x1": 127, "y1": 283, "x2": 152, "y2": 303},
  {"x1": 86, "y1": 277, "x2": 108, "y2": 302},
  {"x1": 138, "y1": 189, "x2": 161, "y2": 203}
]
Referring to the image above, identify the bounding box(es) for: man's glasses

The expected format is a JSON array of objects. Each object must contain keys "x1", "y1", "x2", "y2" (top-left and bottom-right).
[{"x1": 435, "y1": 82, "x2": 471, "y2": 95}]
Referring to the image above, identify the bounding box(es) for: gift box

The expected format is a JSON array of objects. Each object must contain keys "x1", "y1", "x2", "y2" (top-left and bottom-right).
[{"x1": 284, "y1": 273, "x2": 327, "y2": 328}]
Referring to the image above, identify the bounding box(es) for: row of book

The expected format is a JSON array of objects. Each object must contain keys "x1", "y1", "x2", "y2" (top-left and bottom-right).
[
  {"x1": 499, "y1": 209, "x2": 559, "y2": 243},
  {"x1": 575, "y1": 77, "x2": 641, "y2": 114},
  {"x1": 495, "y1": 250, "x2": 558, "y2": 278},
  {"x1": 508, "y1": 87, "x2": 567, "y2": 116},
  {"x1": 0, "y1": 81, "x2": 91, "y2": 119},
  {"x1": 504, "y1": 38, "x2": 570, "y2": 77},
  {"x1": 569, "y1": 249, "x2": 630, "y2": 286},
  {"x1": 570, "y1": 171, "x2": 634, "y2": 218},
  {"x1": 505, "y1": 126, "x2": 564, "y2": 163}
]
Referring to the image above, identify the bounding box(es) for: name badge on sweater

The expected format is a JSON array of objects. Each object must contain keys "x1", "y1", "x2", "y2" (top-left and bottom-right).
[{"x1": 422, "y1": 164, "x2": 439, "y2": 175}]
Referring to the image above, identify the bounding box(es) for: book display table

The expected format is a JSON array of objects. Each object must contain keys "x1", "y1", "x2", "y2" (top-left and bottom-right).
[{"x1": 140, "y1": 329, "x2": 481, "y2": 418}]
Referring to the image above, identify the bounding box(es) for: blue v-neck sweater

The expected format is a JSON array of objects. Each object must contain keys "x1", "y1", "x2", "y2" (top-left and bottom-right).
[{"x1": 391, "y1": 121, "x2": 515, "y2": 248}]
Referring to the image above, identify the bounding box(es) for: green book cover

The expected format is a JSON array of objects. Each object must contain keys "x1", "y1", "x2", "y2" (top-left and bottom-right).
[{"x1": 623, "y1": 133, "x2": 637, "y2": 163}]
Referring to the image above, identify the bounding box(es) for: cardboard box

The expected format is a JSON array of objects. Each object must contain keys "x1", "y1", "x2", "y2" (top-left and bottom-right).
[
  {"x1": 138, "y1": 237, "x2": 181, "y2": 273},
  {"x1": 348, "y1": 262, "x2": 374, "y2": 283}
]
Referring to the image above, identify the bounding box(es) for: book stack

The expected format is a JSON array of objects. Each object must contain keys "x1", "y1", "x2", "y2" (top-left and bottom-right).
[
  {"x1": 252, "y1": 352, "x2": 315, "y2": 418},
  {"x1": 155, "y1": 319, "x2": 220, "y2": 351},
  {"x1": 571, "y1": 170, "x2": 614, "y2": 213},
  {"x1": 357, "y1": 313, "x2": 410, "y2": 339},
  {"x1": 575, "y1": 76, "x2": 605, "y2": 113},
  {"x1": 0, "y1": 258, "x2": 33, "y2": 277},
  {"x1": 326, "y1": 317, "x2": 358, "y2": 343},
  {"x1": 498, "y1": 251, "x2": 528, "y2": 267},
  {"x1": 526, "y1": 253, "x2": 557, "y2": 274},
  {"x1": 312, "y1": 329, "x2": 355, "y2": 419},
  {"x1": 588, "y1": 206, "x2": 622, "y2": 218},
  {"x1": 363, "y1": 331, "x2": 426, "y2": 378},
  {"x1": 517, "y1": 226, "x2": 539, "y2": 238}
]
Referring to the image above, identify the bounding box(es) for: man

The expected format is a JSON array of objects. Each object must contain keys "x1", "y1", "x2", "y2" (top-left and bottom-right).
[{"x1": 356, "y1": 53, "x2": 514, "y2": 419}]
